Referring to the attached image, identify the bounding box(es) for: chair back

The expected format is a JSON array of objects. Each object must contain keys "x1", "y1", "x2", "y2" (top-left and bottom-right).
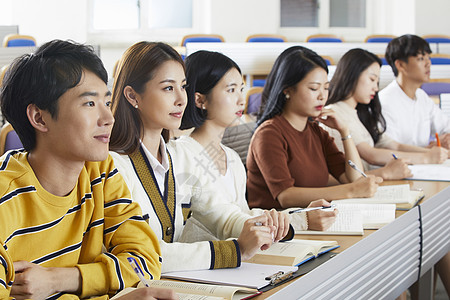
[
  {"x1": 306, "y1": 34, "x2": 343, "y2": 43},
  {"x1": 3, "y1": 34, "x2": 36, "y2": 47},
  {"x1": 221, "y1": 121, "x2": 256, "y2": 165},
  {"x1": 430, "y1": 54, "x2": 450, "y2": 65},
  {"x1": 364, "y1": 35, "x2": 396, "y2": 43},
  {"x1": 0, "y1": 123, "x2": 23, "y2": 154},
  {"x1": 246, "y1": 34, "x2": 287, "y2": 43},
  {"x1": 421, "y1": 81, "x2": 450, "y2": 96},
  {"x1": 244, "y1": 87, "x2": 263, "y2": 114},
  {"x1": 423, "y1": 34, "x2": 450, "y2": 44},
  {"x1": 181, "y1": 34, "x2": 225, "y2": 46},
  {"x1": 321, "y1": 55, "x2": 335, "y2": 65}
]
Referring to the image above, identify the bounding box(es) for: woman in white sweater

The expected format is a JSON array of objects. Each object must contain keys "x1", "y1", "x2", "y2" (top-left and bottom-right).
[
  {"x1": 169, "y1": 50, "x2": 337, "y2": 236},
  {"x1": 109, "y1": 42, "x2": 281, "y2": 273},
  {"x1": 324, "y1": 48, "x2": 447, "y2": 180}
]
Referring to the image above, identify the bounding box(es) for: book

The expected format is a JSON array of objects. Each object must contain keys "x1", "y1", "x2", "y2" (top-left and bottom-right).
[
  {"x1": 335, "y1": 184, "x2": 424, "y2": 209},
  {"x1": 295, "y1": 203, "x2": 396, "y2": 235},
  {"x1": 243, "y1": 239, "x2": 339, "y2": 266},
  {"x1": 162, "y1": 262, "x2": 297, "y2": 290},
  {"x1": 112, "y1": 279, "x2": 261, "y2": 300}
]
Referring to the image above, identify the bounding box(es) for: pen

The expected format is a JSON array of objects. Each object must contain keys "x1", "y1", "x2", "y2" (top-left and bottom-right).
[
  {"x1": 436, "y1": 133, "x2": 441, "y2": 147},
  {"x1": 288, "y1": 205, "x2": 336, "y2": 214},
  {"x1": 127, "y1": 257, "x2": 150, "y2": 287},
  {"x1": 348, "y1": 160, "x2": 367, "y2": 178},
  {"x1": 392, "y1": 153, "x2": 398, "y2": 160}
]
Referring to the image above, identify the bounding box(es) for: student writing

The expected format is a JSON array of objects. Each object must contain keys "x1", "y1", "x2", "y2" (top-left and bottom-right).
[
  {"x1": 246, "y1": 46, "x2": 382, "y2": 210},
  {"x1": 323, "y1": 48, "x2": 447, "y2": 180}
]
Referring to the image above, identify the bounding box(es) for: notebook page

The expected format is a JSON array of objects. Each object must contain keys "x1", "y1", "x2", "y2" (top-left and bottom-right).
[{"x1": 337, "y1": 184, "x2": 411, "y2": 204}]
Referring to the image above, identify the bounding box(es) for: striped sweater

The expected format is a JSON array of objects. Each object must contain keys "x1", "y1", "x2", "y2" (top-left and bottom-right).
[{"x1": 0, "y1": 150, "x2": 162, "y2": 299}]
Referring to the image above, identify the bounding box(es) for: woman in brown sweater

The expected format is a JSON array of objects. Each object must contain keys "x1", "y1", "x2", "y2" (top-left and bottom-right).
[{"x1": 247, "y1": 46, "x2": 382, "y2": 210}]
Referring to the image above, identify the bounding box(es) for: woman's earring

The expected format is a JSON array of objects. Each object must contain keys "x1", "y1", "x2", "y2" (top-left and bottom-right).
[
  {"x1": 202, "y1": 105, "x2": 206, "y2": 110},
  {"x1": 285, "y1": 94, "x2": 290, "y2": 100},
  {"x1": 134, "y1": 104, "x2": 138, "y2": 109}
]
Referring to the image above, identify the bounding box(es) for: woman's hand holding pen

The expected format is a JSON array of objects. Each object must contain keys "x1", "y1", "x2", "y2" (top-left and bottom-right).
[
  {"x1": 237, "y1": 215, "x2": 275, "y2": 261},
  {"x1": 426, "y1": 146, "x2": 448, "y2": 164},
  {"x1": 380, "y1": 158, "x2": 413, "y2": 180},
  {"x1": 263, "y1": 209, "x2": 290, "y2": 243},
  {"x1": 348, "y1": 175, "x2": 382, "y2": 198},
  {"x1": 306, "y1": 199, "x2": 338, "y2": 231}
]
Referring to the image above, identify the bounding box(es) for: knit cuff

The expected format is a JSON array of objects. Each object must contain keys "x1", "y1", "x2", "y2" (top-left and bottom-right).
[{"x1": 208, "y1": 240, "x2": 241, "y2": 269}]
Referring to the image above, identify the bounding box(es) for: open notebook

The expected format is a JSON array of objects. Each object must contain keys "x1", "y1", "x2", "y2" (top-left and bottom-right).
[
  {"x1": 296, "y1": 203, "x2": 397, "y2": 235},
  {"x1": 406, "y1": 159, "x2": 450, "y2": 181},
  {"x1": 335, "y1": 184, "x2": 424, "y2": 209},
  {"x1": 243, "y1": 239, "x2": 339, "y2": 266}
]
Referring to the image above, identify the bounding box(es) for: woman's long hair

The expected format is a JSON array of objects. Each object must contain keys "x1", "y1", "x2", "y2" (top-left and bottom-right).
[
  {"x1": 326, "y1": 48, "x2": 385, "y2": 143},
  {"x1": 257, "y1": 46, "x2": 328, "y2": 126},
  {"x1": 110, "y1": 42, "x2": 184, "y2": 154}
]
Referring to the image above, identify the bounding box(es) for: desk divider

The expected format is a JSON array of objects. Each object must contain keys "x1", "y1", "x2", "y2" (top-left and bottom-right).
[{"x1": 268, "y1": 206, "x2": 422, "y2": 299}]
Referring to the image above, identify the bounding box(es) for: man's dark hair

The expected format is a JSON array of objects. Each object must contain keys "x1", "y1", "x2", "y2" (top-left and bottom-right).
[
  {"x1": 385, "y1": 34, "x2": 432, "y2": 76},
  {"x1": 0, "y1": 39, "x2": 108, "y2": 151}
]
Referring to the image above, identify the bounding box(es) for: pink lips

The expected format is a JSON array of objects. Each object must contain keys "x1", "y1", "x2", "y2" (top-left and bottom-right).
[
  {"x1": 170, "y1": 112, "x2": 183, "y2": 118},
  {"x1": 94, "y1": 134, "x2": 110, "y2": 143},
  {"x1": 236, "y1": 110, "x2": 243, "y2": 117},
  {"x1": 315, "y1": 105, "x2": 323, "y2": 111}
]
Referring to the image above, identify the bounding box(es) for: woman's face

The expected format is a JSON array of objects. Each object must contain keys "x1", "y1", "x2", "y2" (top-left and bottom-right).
[
  {"x1": 284, "y1": 67, "x2": 329, "y2": 118},
  {"x1": 203, "y1": 68, "x2": 245, "y2": 128},
  {"x1": 352, "y1": 62, "x2": 380, "y2": 104},
  {"x1": 135, "y1": 60, "x2": 187, "y2": 131}
]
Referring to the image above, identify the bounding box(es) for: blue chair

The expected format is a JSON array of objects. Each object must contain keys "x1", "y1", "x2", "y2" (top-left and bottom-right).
[
  {"x1": 245, "y1": 87, "x2": 263, "y2": 115},
  {"x1": 364, "y1": 34, "x2": 396, "y2": 43},
  {"x1": 306, "y1": 34, "x2": 343, "y2": 43},
  {"x1": 181, "y1": 34, "x2": 224, "y2": 47},
  {"x1": 423, "y1": 35, "x2": 450, "y2": 44},
  {"x1": 252, "y1": 79, "x2": 266, "y2": 87},
  {"x1": 430, "y1": 54, "x2": 450, "y2": 65},
  {"x1": 0, "y1": 123, "x2": 23, "y2": 154},
  {"x1": 421, "y1": 80, "x2": 450, "y2": 97},
  {"x1": 246, "y1": 34, "x2": 287, "y2": 43},
  {"x1": 3, "y1": 34, "x2": 36, "y2": 47},
  {"x1": 321, "y1": 55, "x2": 335, "y2": 66}
]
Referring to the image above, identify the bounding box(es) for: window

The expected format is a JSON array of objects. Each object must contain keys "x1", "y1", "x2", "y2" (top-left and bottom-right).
[
  {"x1": 279, "y1": 0, "x2": 370, "y2": 41},
  {"x1": 92, "y1": 0, "x2": 139, "y2": 30},
  {"x1": 88, "y1": 0, "x2": 197, "y2": 44},
  {"x1": 280, "y1": 0, "x2": 319, "y2": 27},
  {"x1": 330, "y1": 0, "x2": 366, "y2": 27}
]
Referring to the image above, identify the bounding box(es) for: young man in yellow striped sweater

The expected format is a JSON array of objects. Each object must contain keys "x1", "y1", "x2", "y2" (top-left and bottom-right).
[{"x1": 0, "y1": 40, "x2": 176, "y2": 299}]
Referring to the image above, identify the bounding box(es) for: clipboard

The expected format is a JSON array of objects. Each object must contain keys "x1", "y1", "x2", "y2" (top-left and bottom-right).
[{"x1": 258, "y1": 251, "x2": 338, "y2": 292}]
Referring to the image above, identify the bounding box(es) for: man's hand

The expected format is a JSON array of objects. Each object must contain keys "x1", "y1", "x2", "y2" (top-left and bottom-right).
[{"x1": 11, "y1": 261, "x2": 80, "y2": 300}]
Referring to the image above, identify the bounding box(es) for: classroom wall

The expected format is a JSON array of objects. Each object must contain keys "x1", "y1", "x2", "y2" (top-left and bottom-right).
[
  {"x1": 1, "y1": 0, "x2": 450, "y2": 77},
  {"x1": 415, "y1": 0, "x2": 450, "y2": 36}
]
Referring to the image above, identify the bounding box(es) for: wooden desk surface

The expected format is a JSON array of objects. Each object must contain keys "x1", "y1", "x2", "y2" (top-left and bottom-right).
[{"x1": 252, "y1": 179, "x2": 450, "y2": 299}]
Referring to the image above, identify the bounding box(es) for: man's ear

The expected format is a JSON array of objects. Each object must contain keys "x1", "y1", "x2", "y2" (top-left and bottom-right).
[
  {"x1": 194, "y1": 92, "x2": 207, "y2": 109},
  {"x1": 123, "y1": 85, "x2": 139, "y2": 107},
  {"x1": 394, "y1": 59, "x2": 407, "y2": 74},
  {"x1": 26, "y1": 104, "x2": 48, "y2": 133}
]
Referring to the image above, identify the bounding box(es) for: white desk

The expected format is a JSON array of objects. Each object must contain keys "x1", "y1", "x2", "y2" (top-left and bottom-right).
[{"x1": 264, "y1": 184, "x2": 450, "y2": 299}]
